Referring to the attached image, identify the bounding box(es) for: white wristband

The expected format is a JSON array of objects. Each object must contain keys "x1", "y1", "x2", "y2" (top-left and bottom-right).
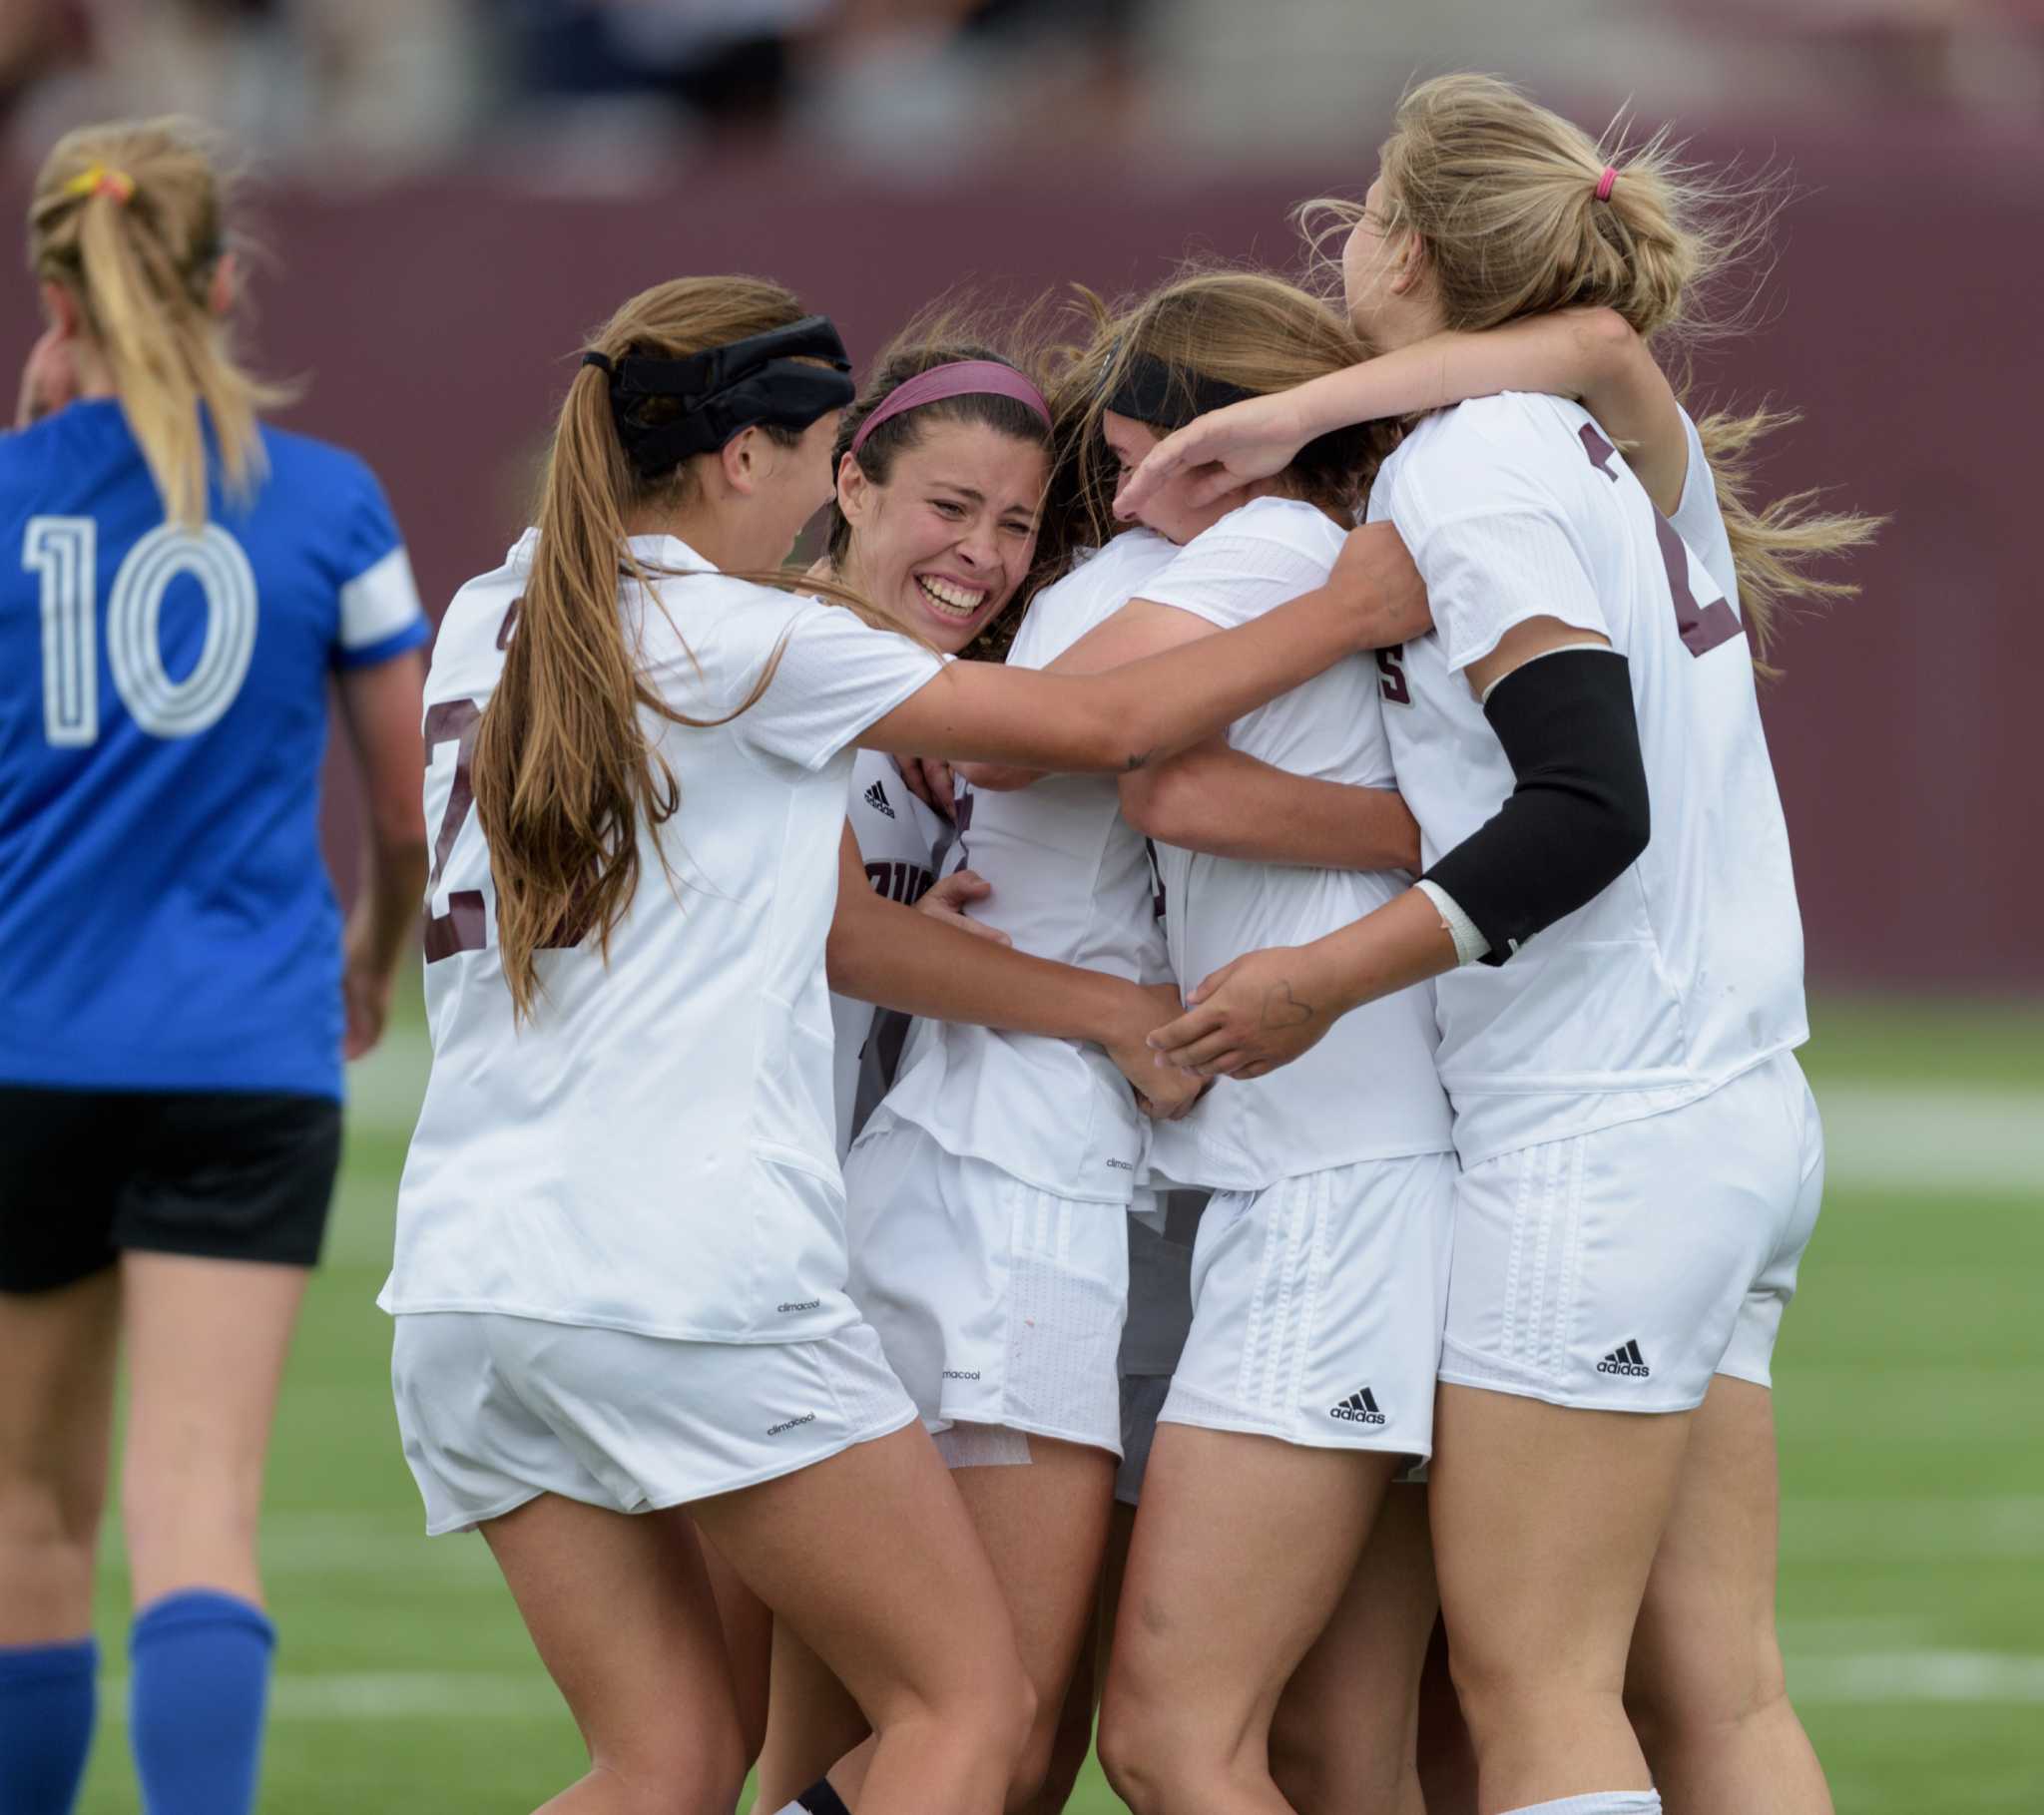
[{"x1": 1414, "y1": 878, "x2": 1492, "y2": 967}]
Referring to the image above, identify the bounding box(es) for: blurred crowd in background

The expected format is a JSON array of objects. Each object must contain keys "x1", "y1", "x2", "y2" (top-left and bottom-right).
[{"x1": 4, "y1": 0, "x2": 2044, "y2": 187}]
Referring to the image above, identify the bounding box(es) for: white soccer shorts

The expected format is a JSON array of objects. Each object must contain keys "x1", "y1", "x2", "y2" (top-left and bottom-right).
[
  {"x1": 843, "y1": 1118, "x2": 1128, "y2": 1456},
  {"x1": 1159, "y1": 1151, "x2": 1456, "y2": 1460},
  {"x1": 1438, "y1": 1051, "x2": 1825, "y2": 1413},
  {"x1": 390, "y1": 1312, "x2": 917, "y2": 1536}
]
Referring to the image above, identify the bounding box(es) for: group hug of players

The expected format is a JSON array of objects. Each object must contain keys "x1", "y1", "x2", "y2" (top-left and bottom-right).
[{"x1": 0, "y1": 73, "x2": 1877, "y2": 1815}]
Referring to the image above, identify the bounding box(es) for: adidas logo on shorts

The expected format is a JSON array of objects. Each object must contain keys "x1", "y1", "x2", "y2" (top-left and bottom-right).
[
  {"x1": 1598, "y1": 1339, "x2": 1652, "y2": 1378},
  {"x1": 1330, "y1": 1387, "x2": 1386, "y2": 1426},
  {"x1": 864, "y1": 779, "x2": 896, "y2": 819}
]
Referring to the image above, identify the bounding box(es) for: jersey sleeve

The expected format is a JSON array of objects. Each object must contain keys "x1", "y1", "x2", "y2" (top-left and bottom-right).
[
  {"x1": 330, "y1": 460, "x2": 430, "y2": 670},
  {"x1": 1395, "y1": 439, "x2": 1611, "y2": 675},
  {"x1": 1138, "y1": 504, "x2": 1340, "y2": 631},
  {"x1": 736, "y1": 600, "x2": 948, "y2": 772}
]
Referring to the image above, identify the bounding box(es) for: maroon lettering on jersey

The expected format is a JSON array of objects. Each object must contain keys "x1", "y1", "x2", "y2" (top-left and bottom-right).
[
  {"x1": 422, "y1": 694, "x2": 582, "y2": 963},
  {"x1": 1652, "y1": 513, "x2": 1743, "y2": 659},
  {"x1": 1579, "y1": 422, "x2": 1621, "y2": 480},
  {"x1": 423, "y1": 698, "x2": 486, "y2": 962},
  {"x1": 1143, "y1": 837, "x2": 1167, "y2": 922},
  {"x1": 864, "y1": 860, "x2": 935, "y2": 906},
  {"x1": 1579, "y1": 418, "x2": 1744, "y2": 661},
  {"x1": 1376, "y1": 645, "x2": 1411, "y2": 705}
]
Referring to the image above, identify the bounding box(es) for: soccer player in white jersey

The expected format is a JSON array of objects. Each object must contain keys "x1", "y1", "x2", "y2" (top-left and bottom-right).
[
  {"x1": 381, "y1": 273, "x2": 1424, "y2": 1815},
  {"x1": 956, "y1": 270, "x2": 1449, "y2": 1815},
  {"x1": 1127, "y1": 76, "x2": 1877, "y2": 1815},
  {"x1": 0, "y1": 124, "x2": 429, "y2": 1815}
]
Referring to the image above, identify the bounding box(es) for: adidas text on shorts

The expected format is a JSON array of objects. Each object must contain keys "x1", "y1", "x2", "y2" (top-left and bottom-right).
[
  {"x1": 1159, "y1": 1150, "x2": 1455, "y2": 1459},
  {"x1": 1439, "y1": 1052, "x2": 1824, "y2": 1413}
]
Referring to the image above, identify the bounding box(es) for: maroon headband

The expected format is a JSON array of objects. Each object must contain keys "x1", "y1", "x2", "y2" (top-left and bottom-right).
[{"x1": 849, "y1": 359, "x2": 1052, "y2": 458}]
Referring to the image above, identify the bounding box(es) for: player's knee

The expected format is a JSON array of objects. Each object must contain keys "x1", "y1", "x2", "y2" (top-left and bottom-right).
[
  {"x1": 1627, "y1": 1626, "x2": 1790, "y2": 1753},
  {"x1": 0, "y1": 1470, "x2": 100, "y2": 1554},
  {"x1": 1270, "y1": 1706, "x2": 1413, "y2": 1815},
  {"x1": 1096, "y1": 1677, "x2": 1206, "y2": 1814},
  {"x1": 598, "y1": 1710, "x2": 749, "y2": 1814}
]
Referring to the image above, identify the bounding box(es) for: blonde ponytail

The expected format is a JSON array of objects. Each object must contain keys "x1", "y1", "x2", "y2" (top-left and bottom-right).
[
  {"x1": 29, "y1": 119, "x2": 288, "y2": 529},
  {"x1": 1304, "y1": 73, "x2": 1881, "y2": 665}
]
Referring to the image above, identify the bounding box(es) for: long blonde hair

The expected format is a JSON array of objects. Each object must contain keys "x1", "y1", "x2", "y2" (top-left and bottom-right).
[
  {"x1": 28, "y1": 118, "x2": 287, "y2": 528},
  {"x1": 1066, "y1": 266, "x2": 1392, "y2": 549},
  {"x1": 473, "y1": 275, "x2": 820, "y2": 1021},
  {"x1": 1304, "y1": 72, "x2": 1879, "y2": 666}
]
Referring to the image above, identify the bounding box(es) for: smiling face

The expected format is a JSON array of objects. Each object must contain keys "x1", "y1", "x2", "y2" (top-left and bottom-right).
[
  {"x1": 1101, "y1": 408, "x2": 1247, "y2": 547},
  {"x1": 836, "y1": 418, "x2": 1047, "y2": 653}
]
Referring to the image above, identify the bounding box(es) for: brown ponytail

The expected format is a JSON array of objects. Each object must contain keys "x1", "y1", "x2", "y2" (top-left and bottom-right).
[
  {"x1": 29, "y1": 119, "x2": 288, "y2": 529},
  {"x1": 474, "y1": 275, "x2": 826, "y2": 1022},
  {"x1": 1302, "y1": 73, "x2": 1880, "y2": 666}
]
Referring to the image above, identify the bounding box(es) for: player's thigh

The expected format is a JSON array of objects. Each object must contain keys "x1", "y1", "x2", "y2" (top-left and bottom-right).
[
  {"x1": 756, "y1": 1618, "x2": 870, "y2": 1807},
  {"x1": 952, "y1": 1437, "x2": 1116, "y2": 1696},
  {"x1": 1430, "y1": 1384, "x2": 1691, "y2": 1698},
  {"x1": 691, "y1": 1421, "x2": 1028, "y2": 1735},
  {"x1": 119, "y1": 1253, "x2": 308, "y2": 1564},
  {"x1": 482, "y1": 1492, "x2": 747, "y2": 1792},
  {"x1": 1270, "y1": 1480, "x2": 1437, "y2": 1811},
  {"x1": 697, "y1": 1525, "x2": 772, "y2": 1766},
  {"x1": 1627, "y1": 1372, "x2": 1788, "y2": 1725},
  {"x1": 1104, "y1": 1424, "x2": 1397, "y2": 1748},
  {"x1": 0, "y1": 1267, "x2": 121, "y2": 1642}
]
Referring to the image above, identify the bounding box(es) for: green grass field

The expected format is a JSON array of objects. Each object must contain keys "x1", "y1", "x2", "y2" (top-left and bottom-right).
[{"x1": 70, "y1": 997, "x2": 2044, "y2": 1813}]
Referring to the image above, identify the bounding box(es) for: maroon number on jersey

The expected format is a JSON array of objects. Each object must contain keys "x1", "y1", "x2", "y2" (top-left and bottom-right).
[
  {"x1": 1578, "y1": 423, "x2": 1742, "y2": 659},
  {"x1": 422, "y1": 698, "x2": 486, "y2": 962},
  {"x1": 1376, "y1": 646, "x2": 1411, "y2": 704}
]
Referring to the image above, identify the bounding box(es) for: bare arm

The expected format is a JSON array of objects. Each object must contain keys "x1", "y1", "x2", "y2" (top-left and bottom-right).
[
  {"x1": 824, "y1": 829, "x2": 1194, "y2": 1115},
  {"x1": 1122, "y1": 741, "x2": 1421, "y2": 873},
  {"x1": 1148, "y1": 617, "x2": 1620, "y2": 1080},
  {"x1": 1052, "y1": 596, "x2": 1423, "y2": 873},
  {"x1": 334, "y1": 650, "x2": 428, "y2": 1060},
  {"x1": 1119, "y1": 309, "x2": 1689, "y2": 520},
  {"x1": 858, "y1": 520, "x2": 1423, "y2": 773}
]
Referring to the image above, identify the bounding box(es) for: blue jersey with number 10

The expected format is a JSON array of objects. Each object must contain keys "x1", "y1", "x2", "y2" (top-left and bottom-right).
[{"x1": 0, "y1": 398, "x2": 428, "y2": 1100}]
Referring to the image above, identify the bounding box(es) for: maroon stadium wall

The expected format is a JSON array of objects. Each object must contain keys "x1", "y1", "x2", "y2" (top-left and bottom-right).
[{"x1": 4, "y1": 117, "x2": 2032, "y2": 991}]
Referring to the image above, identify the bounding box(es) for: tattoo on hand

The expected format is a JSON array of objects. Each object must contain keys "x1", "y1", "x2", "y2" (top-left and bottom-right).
[
  {"x1": 1124, "y1": 747, "x2": 1154, "y2": 772},
  {"x1": 1259, "y1": 982, "x2": 1314, "y2": 1030}
]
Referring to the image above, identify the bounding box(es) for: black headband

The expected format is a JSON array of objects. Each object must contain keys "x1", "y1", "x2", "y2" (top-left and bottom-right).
[
  {"x1": 1102, "y1": 351, "x2": 1255, "y2": 432},
  {"x1": 583, "y1": 314, "x2": 855, "y2": 478}
]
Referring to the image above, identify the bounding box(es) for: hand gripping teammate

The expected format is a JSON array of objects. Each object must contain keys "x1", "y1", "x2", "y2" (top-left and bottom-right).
[
  {"x1": 379, "y1": 274, "x2": 1426, "y2": 1815},
  {"x1": 1127, "y1": 75, "x2": 1878, "y2": 1815},
  {"x1": 0, "y1": 123, "x2": 429, "y2": 1815}
]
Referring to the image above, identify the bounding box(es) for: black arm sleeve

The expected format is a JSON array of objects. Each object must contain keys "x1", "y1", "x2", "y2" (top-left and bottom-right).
[{"x1": 1420, "y1": 649, "x2": 1651, "y2": 967}]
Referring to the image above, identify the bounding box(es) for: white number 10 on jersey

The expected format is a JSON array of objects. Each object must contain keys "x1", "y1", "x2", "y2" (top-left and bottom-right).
[{"x1": 24, "y1": 515, "x2": 259, "y2": 746}]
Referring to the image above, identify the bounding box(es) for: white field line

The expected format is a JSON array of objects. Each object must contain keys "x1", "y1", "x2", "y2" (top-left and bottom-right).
[
  {"x1": 87, "y1": 1650, "x2": 2044, "y2": 1720},
  {"x1": 343, "y1": 1035, "x2": 2042, "y2": 1195}
]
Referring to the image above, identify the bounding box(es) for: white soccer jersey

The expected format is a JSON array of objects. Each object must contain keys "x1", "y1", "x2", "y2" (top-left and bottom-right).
[
  {"x1": 828, "y1": 749, "x2": 951, "y2": 1156},
  {"x1": 870, "y1": 530, "x2": 1181, "y2": 1202},
  {"x1": 1367, "y1": 394, "x2": 1807, "y2": 1167},
  {"x1": 380, "y1": 531, "x2": 943, "y2": 1341},
  {"x1": 1138, "y1": 498, "x2": 1454, "y2": 1191}
]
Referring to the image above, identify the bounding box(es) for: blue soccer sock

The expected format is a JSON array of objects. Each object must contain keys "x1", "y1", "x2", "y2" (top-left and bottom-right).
[
  {"x1": 0, "y1": 1636, "x2": 97, "y2": 1815},
  {"x1": 128, "y1": 1590, "x2": 275, "y2": 1815}
]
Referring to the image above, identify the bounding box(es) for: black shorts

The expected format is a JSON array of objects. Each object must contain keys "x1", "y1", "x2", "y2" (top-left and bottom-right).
[{"x1": 0, "y1": 1087, "x2": 342, "y2": 1293}]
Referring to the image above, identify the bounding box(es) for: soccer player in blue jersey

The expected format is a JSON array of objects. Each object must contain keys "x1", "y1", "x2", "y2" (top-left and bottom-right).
[{"x1": 0, "y1": 121, "x2": 429, "y2": 1815}]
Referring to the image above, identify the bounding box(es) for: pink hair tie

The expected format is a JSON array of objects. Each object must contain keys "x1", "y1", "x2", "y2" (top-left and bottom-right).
[
  {"x1": 1596, "y1": 165, "x2": 1619, "y2": 203},
  {"x1": 850, "y1": 359, "x2": 1051, "y2": 458}
]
